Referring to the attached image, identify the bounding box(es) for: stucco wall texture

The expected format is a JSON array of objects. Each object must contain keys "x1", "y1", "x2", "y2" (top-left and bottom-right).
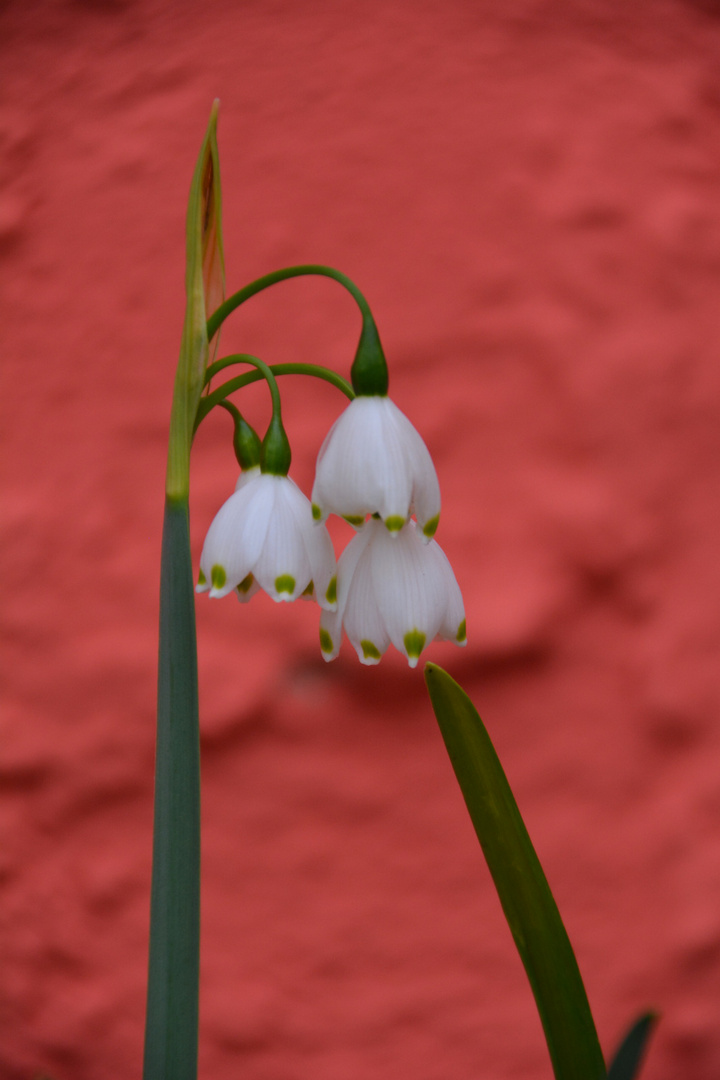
[{"x1": 3, "y1": 1, "x2": 720, "y2": 1078}]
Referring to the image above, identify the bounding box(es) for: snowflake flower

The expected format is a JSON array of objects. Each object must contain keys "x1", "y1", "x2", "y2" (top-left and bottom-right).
[
  {"x1": 196, "y1": 469, "x2": 337, "y2": 608},
  {"x1": 311, "y1": 395, "x2": 441, "y2": 539},
  {"x1": 319, "y1": 516, "x2": 465, "y2": 667}
]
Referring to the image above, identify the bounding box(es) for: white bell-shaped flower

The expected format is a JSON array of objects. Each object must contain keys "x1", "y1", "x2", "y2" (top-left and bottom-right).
[
  {"x1": 196, "y1": 469, "x2": 337, "y2": 609},
  {"x1": 319, "y1": 517, "x2": 465, "y2": 668},
  {"x1": 311, "y1": 395, "x2": 441, "y2": 540}
]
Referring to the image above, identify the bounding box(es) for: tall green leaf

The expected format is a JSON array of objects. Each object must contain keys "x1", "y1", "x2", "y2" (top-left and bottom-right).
[
  {"x1": 144, "y1": 103, "x2": 224, "y2": 1080},
  {"x1": 607, "y1": 1012, "x2": 658, "y2": 1080},
  {"x1": 143, "y1": 500, "x2": 200, "y2": 1080},
  {"x1": 424, "y1": 663, "x2": 606, "y2": 1080}
]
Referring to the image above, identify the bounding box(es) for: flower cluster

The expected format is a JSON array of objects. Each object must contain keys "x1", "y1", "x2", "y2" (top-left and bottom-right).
[{"x1": 197, "y1": 395, "x2": 465, "y2": 667}]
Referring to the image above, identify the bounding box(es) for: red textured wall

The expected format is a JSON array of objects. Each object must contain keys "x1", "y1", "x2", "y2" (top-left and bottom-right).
[{"x1": 3, "y1": 2, "x2": 720, "y2": 1078}]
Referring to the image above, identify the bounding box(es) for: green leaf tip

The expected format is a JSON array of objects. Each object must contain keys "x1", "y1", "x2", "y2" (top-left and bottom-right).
[
  {"x1": 607, "y1": 1011, "x2": 659, "y2": 1080},
  {"x1": 166, "y1": 103, "x2": 225, "y2": 501},
  {"x1": 199, "y1": 102, "x2": 225, "y2": 349},
  {"x1": 424, "y1": 663, "x2": 606, "y2": 1080}
]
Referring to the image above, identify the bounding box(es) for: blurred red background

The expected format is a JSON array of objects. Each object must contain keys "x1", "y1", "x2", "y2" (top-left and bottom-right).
[{"x1": 3, "y1": 1, "x2": 720, "y2": 1078}]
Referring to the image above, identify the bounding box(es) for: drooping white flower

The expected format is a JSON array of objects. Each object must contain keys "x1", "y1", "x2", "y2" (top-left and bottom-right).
[
  {"x1": 311, "y1": 395, "x2": 441, "y2": 540},
  {"x1": 319, "y1": 517, "x2": 465, "y2": 668},
  {"x1": 196, "y1": 469, "x2": 337, "y2": 608}
]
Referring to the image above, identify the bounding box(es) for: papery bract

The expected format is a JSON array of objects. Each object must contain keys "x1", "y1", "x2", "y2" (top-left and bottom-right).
[
  {"x1": 320, "y1": 517, "x2": 465, "y2": 667},
  {"x1": 196, "y1": 470, "x2": 337, "y2": 607},
  {"x1": 311, "y1": 395, "x2": 441, "y2": 539}
]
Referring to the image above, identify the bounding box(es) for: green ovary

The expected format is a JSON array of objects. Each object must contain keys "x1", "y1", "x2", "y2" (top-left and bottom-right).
[
  {"x1": 403, "y1": 629, "x2": 426, "y2": 659},
  {"x1": 456, "y1": 618, "x2": 466, "y2": 643},
  {"x1": 360, "y1": 640, "x2": 381, "y2": 660},
  {"x1": 275, "y1": 574, "x2": 296, "y2": 595},
  {"x1": 319, "y1": 628, "x2": 333, "y2": 654},
  {"x1": 422, "y1": 514, "x2": 440, "y2": 539},
  {"x1": 211, "y1": 564, "x2": 226, "y2": 589}
]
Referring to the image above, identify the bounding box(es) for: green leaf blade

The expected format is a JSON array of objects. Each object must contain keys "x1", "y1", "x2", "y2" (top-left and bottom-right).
[
  {"x1": 607, "y1": 1012, "x2": 658, "y2": 1080},
  {"x1": 143, "y1": 498, "x2": 201, "y2": 1080},
  {"x1": 424, "y1": 663, "x2": 606, "y2": 1080}
]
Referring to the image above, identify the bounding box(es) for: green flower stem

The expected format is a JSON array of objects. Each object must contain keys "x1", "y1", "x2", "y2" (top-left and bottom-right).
[
  {"x1": 205, "y1": 265, "x2": 388, "y2": 397},
  {"x1": 194, "y1": 360, "x2": 354, "y2": 431},
  {"x1": 214, "y1": 354, "x2": 283, "y2": 420},
  {"x1": 144, "y1": 496, "x2": 200, "y2": 1080},
  {"x1": 206, "y1": 264, "x2": 372, "y2": 339},
  {"x1": 195, "y1": 351, "x2": 291, "y2": 471},
  {"x1": 211, "y1": 355, "x2": 289, "y2": 475}
]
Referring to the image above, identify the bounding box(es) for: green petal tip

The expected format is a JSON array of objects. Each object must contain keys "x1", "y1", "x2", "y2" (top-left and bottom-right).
[
  {"x1": 275, "y1": 574, "x2": 296, "y2": 595},
  {"x1": 360, "y1": 639, "x2": 381, "y2": 660},
  {"x1": 422, "y1": 514, "x2": 440, "y2": 539}
]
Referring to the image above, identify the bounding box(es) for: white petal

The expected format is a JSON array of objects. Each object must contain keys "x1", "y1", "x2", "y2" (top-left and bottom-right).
[
  {"x1": 281, "y1": 476, "x2": 337, "y2": 610},
  {"x1": 198, "y1": 473, "x2": 273, "y2": 598},
  {"x1": 388, "y1": 404, "x2": 441, "y2": 540},
  {"x1": 251, "y1": 476, "x2": 311, "y2": 602},
  {"x1": 306, "y1": 524, "x2": 337, "y2": 609},
  {"x1": 342, "y1": 522, "x2": 391, "y2": 664},
  {"x1": 319, "y1": 607, "x2": 342, "y2": 661},
  {"x1": 333, "y1": 523, "x2": 374, "y2": 618},
  {"x1": 429, "y1": 541, "x2": 466, "y2": 646},
  {"x1": 235, "y1": 573, "x2": 261, "y2": 604},
  {"x1": 234, "y1": 465, "x2": 261, "y2": 492}
]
